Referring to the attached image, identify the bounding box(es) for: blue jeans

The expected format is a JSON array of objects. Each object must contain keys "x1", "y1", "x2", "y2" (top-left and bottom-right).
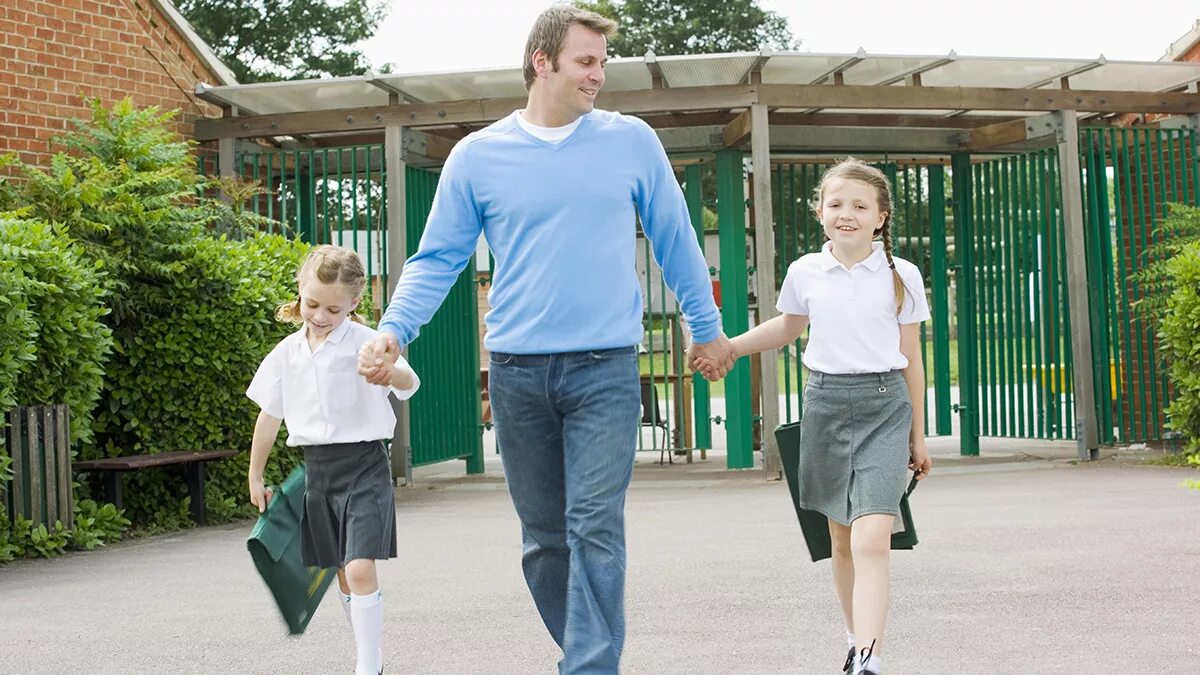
[{"x1": 488, "y1": 346, "x2": 640, "y2": 675}]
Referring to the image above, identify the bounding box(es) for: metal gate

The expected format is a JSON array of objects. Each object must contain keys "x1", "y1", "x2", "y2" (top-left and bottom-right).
[{"x1": 234, "y1": 146, "x2": 483, "y2": 471}]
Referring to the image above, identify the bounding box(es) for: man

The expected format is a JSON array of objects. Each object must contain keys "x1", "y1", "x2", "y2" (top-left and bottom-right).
[{"x1": 359, "y1": 6, "x2": 735, "y2": 672}]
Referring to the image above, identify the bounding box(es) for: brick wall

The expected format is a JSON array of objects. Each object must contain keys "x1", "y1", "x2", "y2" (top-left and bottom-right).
[{"x1": 0, "y1": 0, "x2": 225, "y2": 168}]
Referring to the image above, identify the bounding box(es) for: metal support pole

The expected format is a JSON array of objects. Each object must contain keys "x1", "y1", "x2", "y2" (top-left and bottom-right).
[
  {"x1": 749, "y1": 105, "x2": 782, "y2": 479},
  {"x1": 385, "y1": 124, "x2": 414, "y2": 484},
  {"x1": 1053, "y1": 110, "x2": 1100, "y2": 460}
]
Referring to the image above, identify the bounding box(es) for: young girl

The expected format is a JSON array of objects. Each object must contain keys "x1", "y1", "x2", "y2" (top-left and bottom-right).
[
  {"x1": 246, "y1": 244, "x2": 419, "y2": 675},
  {"x1": 699, "y1": 158, "x2": 931, "y2": 675}
]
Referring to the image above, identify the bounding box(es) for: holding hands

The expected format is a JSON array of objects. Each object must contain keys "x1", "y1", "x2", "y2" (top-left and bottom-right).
[
  {"x1": 687, "y1": 333, "x2": 738, "y2": 382},
  {"x1": 358, "y1": 332, "x2": 402, "y2": 385}
]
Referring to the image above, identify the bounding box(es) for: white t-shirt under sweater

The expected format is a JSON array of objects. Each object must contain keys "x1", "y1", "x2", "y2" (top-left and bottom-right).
[{"x1": 777, "y1": 241, "x2": 930, "y2": 374}]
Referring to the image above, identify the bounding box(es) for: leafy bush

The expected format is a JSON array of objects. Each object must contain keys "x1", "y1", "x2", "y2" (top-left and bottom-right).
[
  {"x1": 1159, "y1": 241, "x2": 1200, "y2": 456},
  {"x1": 0, "y1": 213, "x2": 112, "y2": 444},
  {"x1": 1130, "y1": 203, "x2": 1200, "y2": 323},
  {"x1": 91, "y1": 231, "x2": 310, "y2": 525},
  {"x1": 0, "y1": 98, "x2": 314, "y2": 542}
]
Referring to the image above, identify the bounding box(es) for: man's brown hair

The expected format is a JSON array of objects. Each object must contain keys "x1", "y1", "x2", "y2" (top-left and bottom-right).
[{"x1": 522, "y1": 5, "x2": 617, "y2": 90}]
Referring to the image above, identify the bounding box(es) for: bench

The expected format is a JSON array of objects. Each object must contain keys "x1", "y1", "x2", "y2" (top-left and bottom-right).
[{"x1": 73, "y1": 449, "x2": 239, "y2": 525}]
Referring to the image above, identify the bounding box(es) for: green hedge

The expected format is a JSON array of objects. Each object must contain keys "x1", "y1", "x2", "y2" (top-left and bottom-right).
[
  {"x1": 1160, "y1": 241, "x2": 1200, "y2": 455},
  {"x1": 0, "y1": 98, "x2": 320, "y2": 549},
  {"x1": 0, "y1": 213, "x2": 117, "y2": 562},
  {"x1": 89, "y1": 232, "x2": 310, "y2": 527}
]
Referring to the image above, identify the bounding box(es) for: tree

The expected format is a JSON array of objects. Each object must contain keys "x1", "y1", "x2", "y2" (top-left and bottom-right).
[
  {"x1": 575, "y1": 0, "x2": 798, "y2": 57},
  {"x1": 176, "y1": 0, "x2": 388, "y2": 83}
]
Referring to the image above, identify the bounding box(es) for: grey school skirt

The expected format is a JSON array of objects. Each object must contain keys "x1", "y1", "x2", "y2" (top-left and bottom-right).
[
  {"x1": 301, "y1": 440, "x2": 397, "y2": 568},
  {"x1": 797, "y1": 370, "x2": 912, "y2": 526}
]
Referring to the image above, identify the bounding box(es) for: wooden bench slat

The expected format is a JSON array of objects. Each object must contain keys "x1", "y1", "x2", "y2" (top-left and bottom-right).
[{"x1": 73, "y1": 449, "x2": 238, "y2": 472}]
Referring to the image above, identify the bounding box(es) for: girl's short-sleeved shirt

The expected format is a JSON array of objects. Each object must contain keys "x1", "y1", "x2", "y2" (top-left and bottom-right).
[
  {"x1": 246, "y1": 319, "x2": 420, "y2": 446},
  {"x1": 777, "y1": 241, "x2": 930, "y2": 374}
]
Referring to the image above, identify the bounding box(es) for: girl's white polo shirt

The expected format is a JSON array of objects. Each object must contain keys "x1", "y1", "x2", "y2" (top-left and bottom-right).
[
  {"x1": 777, "y1": 241, "x2": 930, "y2": 375},
  {"x1": 246, "y1": 320, "x2": 420, "y2": 446}
]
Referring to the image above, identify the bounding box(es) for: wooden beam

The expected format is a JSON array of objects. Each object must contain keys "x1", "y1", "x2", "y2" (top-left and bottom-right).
[
  {"x1": 195, "y1": 83, "x2": 1200, "y2": 141},
  {"x1": 749, "y1": 103, "x2": 781, "y2": 479},
  {"x1": 770, "y1": 112, "x2": 1019, "y2": 129},
  {"x1": 722, "y1": 109, "x2": 753, "y2": 147},
  {"x1": 384, "y1": 124, "x2": 414, "y2": 485},
  {"x1": 756, "y1": 84, "x2": 1200, "y2": 114},
  {"x1": 1053, "y1": 110, "x2": 1100, "y2": 461},
  {"x1": 964, "y1": 113, "x2": 1058, "y2": 151}
]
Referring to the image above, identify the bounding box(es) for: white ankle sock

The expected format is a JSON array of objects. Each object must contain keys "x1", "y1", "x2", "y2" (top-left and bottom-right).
[
  {"x1": 350, "y1": 591, "x2": 383, "y2": 675},
  {"x1": 340, "y1": 591, "x2": 353, "y2": 628},
  {"x1": 854, "y1": 654, "x2": 882, "y2": 674},
  {"x1": 846, "y1": 630, "x2": 855, "y2": 649}
]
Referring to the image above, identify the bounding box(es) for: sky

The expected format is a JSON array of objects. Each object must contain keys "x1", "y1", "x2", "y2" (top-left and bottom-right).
[{"x1": 359, "y1": 1, "x2": 1198, "y2": 74}]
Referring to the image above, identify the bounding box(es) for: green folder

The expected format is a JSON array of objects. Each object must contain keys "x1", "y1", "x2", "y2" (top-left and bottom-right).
[
  {"x1": 775, "y1": 421, "x2": 920, "y2": 563},
  {"x1": 247, "y1": 465, "x2": 335, "y2": 634}
]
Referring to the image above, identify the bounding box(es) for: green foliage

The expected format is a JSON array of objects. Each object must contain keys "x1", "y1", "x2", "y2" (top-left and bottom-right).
[
  {"x1": 69, "y1": 499, "x2": 131, "y2": 551},
  {"x1": 576, "y1": 0, "x2": 798, "y2": 57},
  {"x1": 1, "y1": 98, "x2": 310, "y2": 539},
  {"x1": 91, "y1": 232, "x2": 310, "y2": 523},
  {"x1": 0, "y1": 214, "x2": 113, "y2": 444},
  {"x1": 1158, "y1": 241, "x2": 1200, "y2": 456},
  {"x1": 176, "y1": 0, "x2": 388, "y2": 83},
  {"x1": 1129, "y1": 203, "x2": 1200, "y2": 323}
]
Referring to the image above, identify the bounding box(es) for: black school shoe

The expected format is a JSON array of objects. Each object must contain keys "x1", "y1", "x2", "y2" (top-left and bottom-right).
[{"x1": 842, "y1": 646, "x2": 855, "y2": 673}]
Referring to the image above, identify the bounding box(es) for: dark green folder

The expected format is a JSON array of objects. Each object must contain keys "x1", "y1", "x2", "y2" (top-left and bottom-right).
[
  {"x1": 247, "y1": 465, "x2": 335, "y2": 634},
  {"x1": 775, "y1": 421, "x2": 920, "y2": 563}
]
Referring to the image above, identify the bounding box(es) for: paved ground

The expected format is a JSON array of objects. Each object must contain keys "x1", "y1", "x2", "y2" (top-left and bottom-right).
[{"x1": 1, "y1": 439, "x2": 1197, "y2": 674}]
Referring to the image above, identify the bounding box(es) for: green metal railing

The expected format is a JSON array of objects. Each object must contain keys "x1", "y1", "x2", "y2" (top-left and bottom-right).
[
  {"x1": 403, "y1": 167, "x2": 484, "y2": 472},
  {"x1": 958, "y1": 150, "x2": 1077, "y2": 443},
  {"x1": 233, "y1": 147, "x2": 482, "y2": 471},
  {"x1": 1081, "y1": 127, "x2": 1199, "y2": 443}
]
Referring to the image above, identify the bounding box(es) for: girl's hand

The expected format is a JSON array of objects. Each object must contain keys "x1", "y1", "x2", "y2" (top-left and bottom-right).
[
  {"x1": 909, "y1": 439, "x2": 932, "y2": 480},
  {"x1": 248, "y1": 475, "x2": 273, "y2": 513}
]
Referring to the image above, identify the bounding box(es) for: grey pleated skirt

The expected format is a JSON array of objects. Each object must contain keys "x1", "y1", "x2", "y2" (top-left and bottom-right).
[
  {"x1": 301, "y1": 440, "x2": 397, "y2": 568},
  {"x1": 797, "y1": 370, "x2": 912, "y2": 526}
]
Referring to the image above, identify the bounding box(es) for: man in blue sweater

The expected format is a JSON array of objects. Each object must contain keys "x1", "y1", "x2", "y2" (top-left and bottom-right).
[{"x1": 359, "y1": 5, "x2": 735, "y2": 672}]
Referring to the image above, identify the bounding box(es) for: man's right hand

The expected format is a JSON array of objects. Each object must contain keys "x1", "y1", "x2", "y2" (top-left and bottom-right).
[
  {"x1": 358, "y1": 332, "x2": 401, "y2": 385},
  {"x1": 248, "y1": 475, "x2": 273, "y2": 513}
]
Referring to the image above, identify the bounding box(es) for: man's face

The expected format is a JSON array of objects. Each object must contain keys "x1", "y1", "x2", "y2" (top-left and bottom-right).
[{"x1": 536, "y1": 24, "x2": 608, "y2": 121}]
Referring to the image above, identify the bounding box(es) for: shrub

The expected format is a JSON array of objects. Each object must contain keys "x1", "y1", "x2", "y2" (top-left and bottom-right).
[{"x1": 1159, "y1": 241, "x2": 1200, "y2": 455}]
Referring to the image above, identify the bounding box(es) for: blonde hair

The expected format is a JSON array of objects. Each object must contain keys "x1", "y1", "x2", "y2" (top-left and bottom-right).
[
  {"x1": 522, "y1": 5, "x2": 618, "y2": 90},
  {"x1": 812, "y1": 158, "x2": 908, "y2": 315},
  {"x1": 275, "y1": 245, "x2": 368, "y2": 325}
]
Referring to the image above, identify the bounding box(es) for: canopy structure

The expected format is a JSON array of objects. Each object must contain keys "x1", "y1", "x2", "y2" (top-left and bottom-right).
[{"x1": 195, "y1": 50, "x2": 1200, "y2": 465}]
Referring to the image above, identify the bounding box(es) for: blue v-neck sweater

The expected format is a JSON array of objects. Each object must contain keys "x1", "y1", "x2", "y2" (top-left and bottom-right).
[{"x1": 379, "y1": 109, "x2": 721, "y2": 354}]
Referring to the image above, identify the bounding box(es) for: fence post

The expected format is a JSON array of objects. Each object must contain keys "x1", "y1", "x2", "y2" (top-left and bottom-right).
[{"x1": 2, "y1": 404, "x2": 73, "y2": 530}]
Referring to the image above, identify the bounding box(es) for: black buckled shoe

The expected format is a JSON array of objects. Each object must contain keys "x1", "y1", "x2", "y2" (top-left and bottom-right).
[{"x1": 842, "y1": 646, "x2": 855, "y2": 673}]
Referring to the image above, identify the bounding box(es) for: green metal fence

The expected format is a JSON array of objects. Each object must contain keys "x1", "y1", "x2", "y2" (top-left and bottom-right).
[
  {"x1": 957, "y1": 150, "x2": 1077, "y2": 446},
  {"x1": 403, "y1": 167, "x2": 484, "y2": 471},
  {"x1": 229, "y1": 127, "x2": 1195, "y2": 467},
  {"x1": 1081, "y1": 127, "x2": 1199, "y2": 443},
  {"x1": 234, "y1": 146, "x2": 483, "y2": 471}
]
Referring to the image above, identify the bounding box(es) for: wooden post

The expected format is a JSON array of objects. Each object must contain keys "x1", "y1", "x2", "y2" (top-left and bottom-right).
[
  {"x1": 1054, "y1": 110, "x2": 1100, "y2": 460},
  {"x1": 750, "y1": 104, "x2": 782, "y2": 478},
  {"x1": 385, "y1": 124, "x2": 414, "y2": 485}
]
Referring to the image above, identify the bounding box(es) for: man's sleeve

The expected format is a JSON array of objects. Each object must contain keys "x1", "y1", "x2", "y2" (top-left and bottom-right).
[
  {"x1": 633, "y1": 121, "x2": 721, "y2": 343},
  {"x1": 377, "y1": 142, "x2": 483, "y2": 346}
]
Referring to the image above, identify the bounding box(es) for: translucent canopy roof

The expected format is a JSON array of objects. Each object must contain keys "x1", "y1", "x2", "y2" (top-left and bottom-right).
[{"x1": 197, "y1": 51, "x2": 1200, "y2": 117}]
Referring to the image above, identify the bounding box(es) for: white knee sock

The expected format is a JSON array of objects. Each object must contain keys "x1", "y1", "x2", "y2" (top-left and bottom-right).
[{"x1": 350, "y1": 591, "x2": 383, "y2": 675}]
